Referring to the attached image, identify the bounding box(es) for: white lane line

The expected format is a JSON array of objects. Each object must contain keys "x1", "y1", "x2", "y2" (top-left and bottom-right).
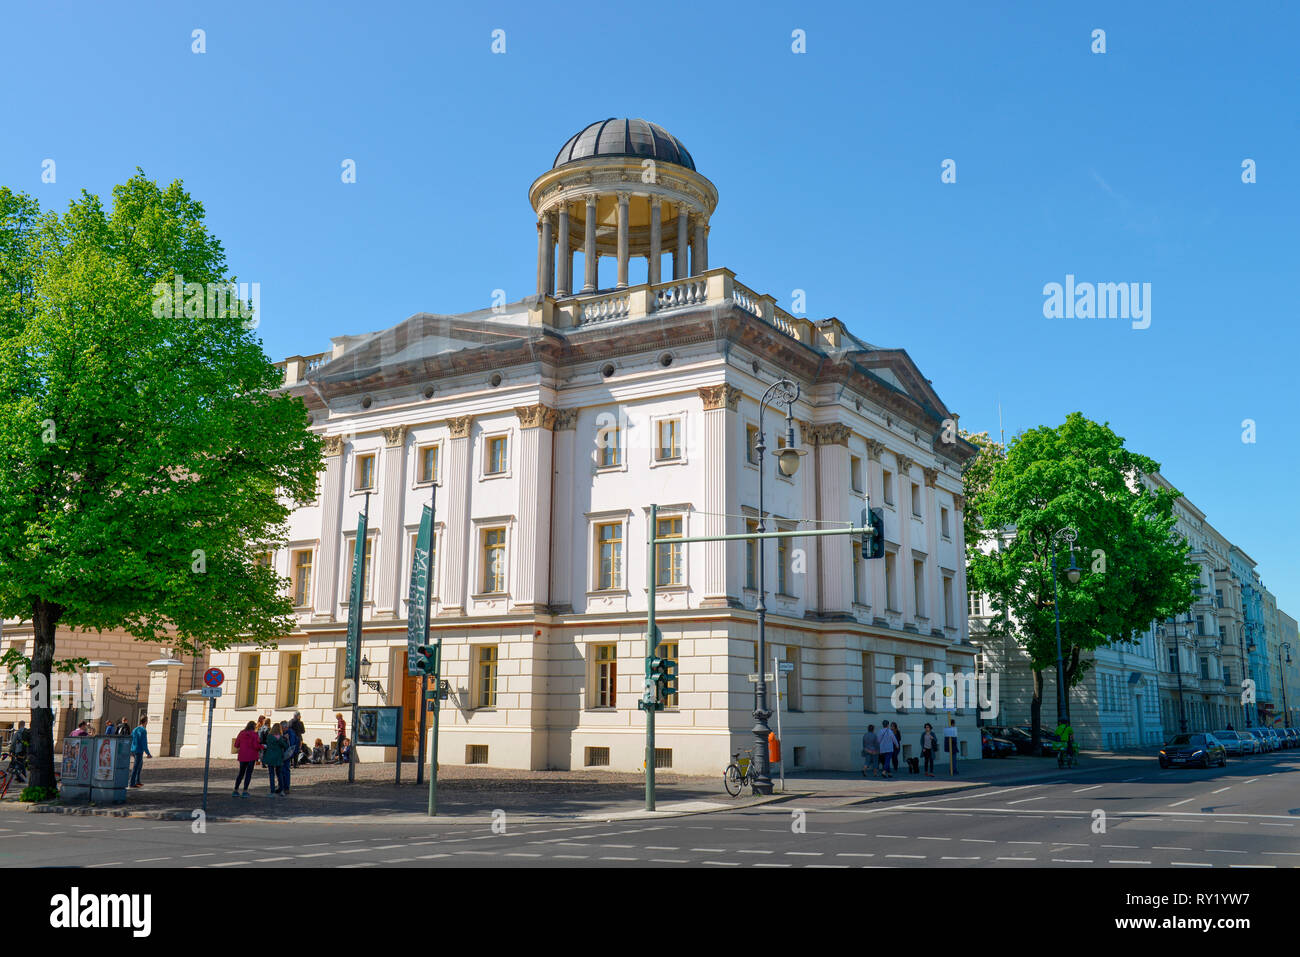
[
  {"x1": 1171, "y1": 862, "x2": 1212, "y2": 867},
  {"x1": 182, "y1": 853, "x2": 215, "y2": 858},
  {"x1": 736, "y1": 849, "x2": 773, "y2": 855},
  {"x1": 886, "y1": 854, "x2": 926, "y2": 859},
  {"x1": 297, "y1": 852, "x2": 334, "y2": 858},
  {"x1": 917, "y1": 836, "x2": 951, "y2": 842},
  {"x1": 135, "y1": 857, "x2": 171, "y2": 863},
  {"x1": 253, "y1": 857, "x2": 292, "y2": 863},
  {"x1": 786, "y1": 851, "x2": 823, "y2": 857},
  {"x1": 601, "y1": 844, "x2": 635, "y2": 849},
  {"x1": 961, "y1": 838, "x2": 996, "y2": 844},
  {"x1": 1073, "y1": 785, "x2": 1103, "y2": 793},
  {"x1": 416, "y1": 854, "x2": 450, "y2": 860},
  {"x1": 210, "y1": 861, "x2": 249, "y2": 868},
  {"x1": 1153, "y1": 846, "x2": 1192, "y2": 851},
  {"x1": 1211, "y1": 787, "x2": 1232, "y2": 794},
  {"x1": 1007, "y1": 841, "x2": 1041, "y2": 846},
  {"x1": 1102, "y1": 845, "x2": 1139, "y2": 849},
  {"x1": 650, "y1": 858, "x2": 689, "y2": 864},
  {"x1": 752, "y1": 863, "x2": 791, "y2": 867},
  {"x1": 875, "y1": 834, "x2": 909, "y2": 839},
  {"x1": 1243, "y1": 778, "x2": 1259, "y2": 784},
  {"x1": 1168, "y1": 799, "x2": 1195, "y2": 807},
  {"x1": 1230, "y1": 864, "x2": 1275, "y2": 869},
  {"x1": 1110, "y1": 859, "x2": 1152, "y2": 865},
  {"x1": 941, "y1": 856, "x2": 980, "y2": 861},
  {"x1": 1006, "y1": 797, "x2": 1047, "y2": 805},
  {"x1": 1261, "y1": 823, "x2": 1294, "y2": 828},
  {"x1": 506, "y1": 853, "x2": 542, "y2": 858},
  {"x1": 996, "y1": 856, "x2": 1035, "y2": 862},
  {"x1": 600, "y1": 856, "x2": 637, "y2": 862},
  {"x1": 1052, "y1": 858, "x2": 1093, "y2": 864},
  {"x1": 836, "y1": 852, "x2": 875, "y2": 858},
  {"x1": 805, "y1": 864, "x2": 850, "y2": 869},
  {"x1": 703, "y1": 861, "x2": 740, "y2": 867},
  {"x1": 691, "y1": 848, "x2": 726, "y2": 853},
  {"x1": 552, "y1": 854, "x2": 588, "y2": 860},
  {"x1": 1207, "y1": 849, "x2": 1247, "y2": 854},
  {"x1": 644, "y1": 846, "x2": 679, "y2": 851}
]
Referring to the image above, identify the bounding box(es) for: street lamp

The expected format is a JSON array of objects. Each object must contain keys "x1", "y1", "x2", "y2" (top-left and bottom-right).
[
  {"x1": 359, "y1": 655, "x2": 385, "y2": 698},
  {"x1": 1050, "y1": 527, "x2": 1080, "y2": 724},
  {"x1": 1163, "y1": 614, "x2": 1194, "y2": 734},
  {"x1": 1279, "y1": 642, "x2": 1292, "y2": 728},
  {"x1": 752, "y1": 378, "x2": 804, "y2": 796}
]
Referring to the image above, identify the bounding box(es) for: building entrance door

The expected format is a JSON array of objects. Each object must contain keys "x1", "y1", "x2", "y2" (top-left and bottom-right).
[{"x1": 400, "y1": 652, "x2": 421, "y2": 760}]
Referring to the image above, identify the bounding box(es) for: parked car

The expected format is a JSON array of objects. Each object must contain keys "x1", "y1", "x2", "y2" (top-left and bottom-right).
[
  {"x1": 1276, "y1": 727, "x2": 1295, "y2": 749},
  {"x1": 1242, "y1": 728, "x2": 1271, "y2": 752},
  {"x1": 982, "y1": 725, "x2": 1047, "y2": 756},
  {"x1": 1269, "y1": 728, "x2": 1288, "y2": 750},
  {"x1": 1238, "y1": 730, "x2": 1261, "y2": 754},
  {"x1": 1158, "y1": 733, "x2": 1227, "y2": 769},
  {"x1": 1261, "y1": 728, "x2": 1282, "y2": 751},
  {"x1": 1285, "y1": 728, "x2": 1300, "y2": 748},
  {"x1": 1214, "y1": 730, "x2": 1247, "y2": 756},
  {"x1": 981, "y1": 729, "x2": 1017, "y2": 758},
  {"x1": 1015, "y1": 726, "x2": 1065, "y2": 757}
]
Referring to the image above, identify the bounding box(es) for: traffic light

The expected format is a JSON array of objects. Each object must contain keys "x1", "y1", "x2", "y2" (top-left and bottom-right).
[
  {"x1": 415, "y1": 643, "x2": 440, "y2": 676},
  {"x1": 659, "y1": 658, "x2": 678, "y2": 702},
  {"x1": 640, "y1": 656, "x2": 674, "y2": 711},
  {"x1": 861, "y1": 507, "x2": 885, "y2": 560}
]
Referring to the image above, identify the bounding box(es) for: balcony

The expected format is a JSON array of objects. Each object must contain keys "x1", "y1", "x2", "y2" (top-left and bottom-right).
[{"x1": 276, "y1": 351, "x2": 332, "y2": 386}]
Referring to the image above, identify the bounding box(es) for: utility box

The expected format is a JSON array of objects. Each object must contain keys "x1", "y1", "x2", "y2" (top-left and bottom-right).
[
  {"x1": 89, "y1": 735, "x2": 132, "y2": 803},
  {"x1": 60, "y1": 737, "x2": 95, "y2": 802}
]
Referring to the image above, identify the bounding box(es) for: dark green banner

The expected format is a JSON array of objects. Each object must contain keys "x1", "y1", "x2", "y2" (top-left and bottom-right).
[
  {"x1": 407, "y1": 504, "x2": 433, "y2": 674},
  {"x1": 344, "y1": 511, "x2": 368, "y2": 681}
]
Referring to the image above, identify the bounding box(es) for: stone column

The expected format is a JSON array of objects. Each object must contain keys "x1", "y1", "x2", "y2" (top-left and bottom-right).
[
  {"x1": 541, "y1": 213, "x2": 555, "y2": 297},
  {"x1": 923, "y1": 467, "x2": 942, "y2": 634},
  {"x1": 535, "y1": 219, "x2": 545, "y2": 297},
  {"x1": 556, "y1": 203, "x2": 570, "y2": 297},
  {"x1": 698, "y1": 385, "x2": 743, "y2": 606},
  {"x1": 146, "y1": 662, "x2": 183, "y2": 756},
  {"x1": 693, "y1": 216, "x2": 708, "y2": 274},
  {"x1": 797, "y1": 418, "x2": 821, "y2": 611},
  {"x1": 865, "y1": 439, "x2": 887, "y2": 615},
  {"x1": 896, "y1": 454, "x2": 916, "y2": 624},
  {"x1": 675, "y1": 204, "x2": 689, "y2": 279},
  {"x1": 648, "y1": 198, "x2": 662, "y2": 285},
  {"x1": 550, "y1": 410, "x2": 578, "y2": 613},
  {"x1": 953, "y1": 493, "x2": 968, "y2": 644},
  {"x1": 373, "y1": 425, "x2": 408, "y2": 619},
  {"x1": 582, "y1": 194, "x2": 598, "y2": 292},
  {"x1": 812, "y1": 424, "x2": 853, "y2": 616},
  {"x1": 512, "y1": 404, "x2": 556, "y2": 611},
  {"x1": 615, "y1": 193, "x2": 630, "y2": 289},
  {"x1": 438, "y1": 416, "x2": 474, "y2": 617},
  {"x1": 314, "y1": 436, "x2": 345, "y2": 621}
]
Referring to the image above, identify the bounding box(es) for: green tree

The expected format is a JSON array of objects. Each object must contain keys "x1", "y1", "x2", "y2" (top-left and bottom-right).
[
  {"x1": 0, "y1": 174, "x2": 322, "y2": 790},
  {"x1": 965, "y1": 413, "x2": 1198, "y2": 743}
]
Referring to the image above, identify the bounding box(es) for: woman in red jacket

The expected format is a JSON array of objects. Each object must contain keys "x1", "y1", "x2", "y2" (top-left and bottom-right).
[{"x1": 233, "y1": 721, "x2": 262, "y2": 798}]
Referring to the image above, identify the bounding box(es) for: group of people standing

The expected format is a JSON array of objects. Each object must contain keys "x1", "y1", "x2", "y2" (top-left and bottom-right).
[
  {"x1": 231, "y1": 712, "x2": 352, "y2": 798},
  {"x1": 861, "y1": 719, "x2": 959, "y2": 778}
]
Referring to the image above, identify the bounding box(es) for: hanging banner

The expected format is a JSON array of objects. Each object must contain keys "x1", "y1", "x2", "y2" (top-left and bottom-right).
[
  {"x1": 344, "y1": 511, "x2": 368, "y2": 681},
  {"x1": 407, "y1": 504, "x2": 434, "y2": 675}
]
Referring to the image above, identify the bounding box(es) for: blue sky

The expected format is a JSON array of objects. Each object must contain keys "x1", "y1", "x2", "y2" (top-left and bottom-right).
[{"x1": 4, "y1": 1, "x2": 1297, "y2": 612}]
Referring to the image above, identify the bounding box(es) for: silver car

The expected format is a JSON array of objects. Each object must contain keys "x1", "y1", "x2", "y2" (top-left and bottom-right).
[
  {"x1": 1242, "y1": 729, "x2": 1268, "y2": 752},
  {"x1": 1214, "y1": 730, "x2": 1247, "y2": 756}
]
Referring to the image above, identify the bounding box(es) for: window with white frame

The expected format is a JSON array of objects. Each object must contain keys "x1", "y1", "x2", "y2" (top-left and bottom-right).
[
  {"x1": 344, "y1": 536, "x2": 375, "y2": 602},
  {"x1": 861, "y1": 652, "x2": 875, "y2": 711},
  {"x1": 942, "y1": 574, "x2": 954, "y2": 629},
  {"x1": 912, "y1": 559, "x2": 926, "y2": 617},
  {"x1": 850, "y1": 455, "x2": 863, "y2": 493},
  {"x1": 595, "y1": 521, "x2": 623, "y2": 590},
  {"x1": 355, "y1": 453, "x2": 376, "y2": 491},
  {"x1": 885, "y1": 551, "x2": 898, "y2": 611},
  {"x1": 882, "y1": 469, "x2": 894, "y2": 506},
  {"x1": 592, "y1": 644, "x2": 617, "y2": 708},
  {"x1": 745, "y1": 519, "x2": 758, "y2": 589},
  {"x1": 291, "y1": 548, "x2": 314, "y2": 608},
  {"x1": 597, "y1": 419, "x2": 622, "y2": 468},
  {"x1": 485, "y1": 435, "x2": 508, "y2": 476},
  {"x1": 481, "y1": 527, "x2": 507, "y2": 594},
  {"x1": 940, "y1": 506, "x2": 951, "y2": 539},
  {"x1": 473, "y1": 645, "x2": 498, "y2": 709},
  {"x1": 655, "y1": 515, "x2": 683, "y2": 586},
  {"x1": 656, "y1": 418, "x2": 682, "y2": 462},
  {"x1": 238, "y1": 653, "x2": 260, "y2": 708},
  {"x1": 911, "y1": 483, "x2": 922, "y2": 518},
  {"x1": 416, "y1": 443, "x2": 440, "y2": 485}
]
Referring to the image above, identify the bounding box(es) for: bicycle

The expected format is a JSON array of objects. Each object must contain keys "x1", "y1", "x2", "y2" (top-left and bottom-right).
[
  {"x1": 1056, "y1": 743, "x2": 1078, "y2": 769},
  {"x1": 723, "y1": 747, "x2": 760, "y2": 796},
  {"x1": 0, "y1": 752, "x2": 28, "y2": 799}
]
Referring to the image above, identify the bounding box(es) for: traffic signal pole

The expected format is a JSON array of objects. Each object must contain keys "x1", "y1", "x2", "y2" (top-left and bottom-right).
[{"x1": 641, "y1": 506, "x2": 872, "y2": 812}]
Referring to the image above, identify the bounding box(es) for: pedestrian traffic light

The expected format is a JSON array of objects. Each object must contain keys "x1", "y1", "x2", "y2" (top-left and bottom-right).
[
  {"x1": 415, "y1": 643, "x2": 440, "y2": 676},
  {"x1": 640, "y1": 655, "x2": 673, "y2": 711},
  {"x1": 659, "y1": 658, "x2": 678, "y2": 701},
  {"x1": 862, "y1": 507, "x2": 885, "y2": 560}
]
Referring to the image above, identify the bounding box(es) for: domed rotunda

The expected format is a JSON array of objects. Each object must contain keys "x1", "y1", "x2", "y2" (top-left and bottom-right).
[{"x1": 528, "y1": 118, "x2": 719, "y2": 296}]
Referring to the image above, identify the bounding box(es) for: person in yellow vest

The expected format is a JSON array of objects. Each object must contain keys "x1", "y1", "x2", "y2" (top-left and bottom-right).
[{"x1": 1054, "y1": 718, "x2": 1075, "y2": 767}]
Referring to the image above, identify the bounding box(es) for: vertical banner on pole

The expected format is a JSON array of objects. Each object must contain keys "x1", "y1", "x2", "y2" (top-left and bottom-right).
[{"x1": 345, "y1": 495, "x2": 370, "y2": 783}]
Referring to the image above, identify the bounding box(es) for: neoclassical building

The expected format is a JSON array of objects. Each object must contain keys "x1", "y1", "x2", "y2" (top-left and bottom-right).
[{"x1": 189, "y1": 118, "x2": 979, "y2": 773}]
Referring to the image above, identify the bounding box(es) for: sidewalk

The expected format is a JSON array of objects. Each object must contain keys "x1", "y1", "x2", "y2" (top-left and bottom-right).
[{"x1": 6, "y1": 750, "x2": 1158, "y2": 824}]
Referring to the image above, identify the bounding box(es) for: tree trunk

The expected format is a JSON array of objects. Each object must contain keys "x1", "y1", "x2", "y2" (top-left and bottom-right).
[
  {"x1": 28, "y1": 598, "x2": 62, "y2": 791},
  {"x1": 1030, "y1": 668, "x2": 1044, "y2": 748}
]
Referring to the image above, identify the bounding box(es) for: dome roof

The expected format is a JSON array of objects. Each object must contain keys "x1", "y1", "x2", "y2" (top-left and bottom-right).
[{"x1": 553, "y1": 118, "x2": 696, "y2": 171}]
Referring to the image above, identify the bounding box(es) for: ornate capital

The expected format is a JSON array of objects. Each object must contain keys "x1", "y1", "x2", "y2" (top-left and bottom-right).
[
  {"x1": 895, "y1": 454, "x2": 915, "y2": 475},
  {"x1": 585, "y1": 193, "x2": 598, "y2": 209},
  {"x1": 922, "y1": 466, "x2": 939, "y2": 488},
  {"x1": 445, "y1": 415, "x2": 474, "y2": 440},
  {"x1": 865, "y1": 438, "x2": 886, "y2": 462},
  {"x1": 698, "y1": 384, "x2": 743, "y2": 412},
  {"x1": 952, "y1": 494, "x2": 966, "y2": 512},
  {"x1": 382, "y1": 425, "x2": 408, "y2": 448},
  {"x1": 515, "y1": 403, "x2": 558, "y2": 430},
  {"x1": 322, "y1": 435, "x2": 344, "y2": 457},
  {"x1": 809, "y1": 423, "x2": 851, "y2": 447},
  {"x1": 795, "y1": 419, "x2": 815, "y2": 443},
  {"x1": 554, "y1": 409, "x2": 579, "y2": 431}
]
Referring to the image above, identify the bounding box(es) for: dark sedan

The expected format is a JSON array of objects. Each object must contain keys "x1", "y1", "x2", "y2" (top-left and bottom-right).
[
  {"x1": 981, "y1": 729, "x2": 1017, "y2": 758},
  {"x1": 1158, "y1": 733, "x2": 1227, "y2": 769}
]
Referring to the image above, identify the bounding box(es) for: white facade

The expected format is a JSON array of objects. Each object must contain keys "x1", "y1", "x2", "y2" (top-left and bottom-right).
[{"x1": 191, "y1": 121, "x2": 979, "y2": 773}]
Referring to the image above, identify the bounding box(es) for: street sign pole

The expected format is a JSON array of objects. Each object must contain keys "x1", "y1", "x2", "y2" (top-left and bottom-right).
[
  {"x1": 416, "y1": 674, "x2": 427, "y2": 786},
  {"x1": 774, "y1": 653, "x2": 784, "y2": 793},
  {"x1": 645, "y1": 503, "x2": 658, "y2": 812},
  {"x1": 348, "y1": 492, "x2": 371, "y2": 784},
  {"x1": 424, "y1": 482, "x2": 439, "y2": 816},
  {"x1": 201, "y1": 696, "x2": 215, "y2": 812},
  {"x1": 429, "y1": 677, "x2": 441, "y2": 816}
]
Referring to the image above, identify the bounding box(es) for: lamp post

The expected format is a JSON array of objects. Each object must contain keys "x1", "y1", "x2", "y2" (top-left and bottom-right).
[
  {"x1": 1279, "y1": 642, "x2": 1292, "y2": 728},
  {"x1": 1049, "y1": 527, "x2": 1080, "y2": 724},
  {"x1": 752, "y1": 378, "x2": 806, "y2": 796},
  {"x1": 1164, "y1": 613, "x2": 1194, "y2": 734}
]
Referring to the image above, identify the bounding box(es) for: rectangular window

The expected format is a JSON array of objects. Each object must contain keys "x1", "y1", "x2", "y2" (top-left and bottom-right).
[
  {"x1": 913, "y1": 559, "x2": 925, "y2": 617},
  {"x1": 745, "y1": 519, "x2": 758, "y2": 589},
  {"x1": 746, "y1": 425, "x2": 759, "y2": 465},
  {"x1": 1200, "y1": 656, "x2": 1210, "y2": 680},
  {"x1": 239, "y1": 653, "x2": 260, "y2": 708},
  {"x1": 486, "y1": 436, "x2": 508, "y2": 475},
  {"x1": 656, "y1": 419, "x2": 681, "y2": 461},
  {"x1": 594, "y1": 644, "x2": 617, "y2": 708},
  {"x1": 598, "y1": 422, "x2": 621, "y2": 468},
  {"x1": 968, "y1": 591, "x2": 983, "y2": 617},
  {"x1": 885, "y1": 552, "x2": 898, "y2": 611},
  {"x1": 850, "y1": 455, "x2": 863, "y2": 493},
  {"x1": 911, "y1": 483, "x2": 922, "y2": 518},
  {"x1": 852, "y1": 543, "x2": 862, "y2": 604},
  {"x1": 596, "y1": 522, "x2": 623, "y2": 590},
  {"x1": 655, "y1": 641, "x2": 679, "y2": 709},
  {"x1": 292, "y1": 549, "x2": 313, "y2": 607},
  {"x1": 482, "y1": 528, "x2": 506, "y2": 593},
  {"x1": 255, "y1": 551, "x2": 273, "y2": 568},
  {"x1": 861, "y1": 652, "x2": 875, "y2": 711},
  {"x1": 1224, "y1": 667, "x2": 1231, "y2": 687},
  {"x1": 783, "y1": 646, "x2": 802, "y2": 711},
  {"x1": 941, "y1": 507, "x2": 951, "y2": 538},
  {"x1": 1168, "y1": 646, "x2": 1179, "y2": 673},
  {"x1": 882, "y1": 470, "x2": 894, "y2": 506},
  {"x1": 943, "y1": 575, "x2": 954, "y2": 628},
  {"x1": 418, "y1": 444, "x2": 440, "y2": 484},
  {"x1": 355, "y1": 453, "x2": 376, "y2": 491},
  {"x1": 655, "y1": 516, "x2": 683, "y2": 586},
  {"x1": 474, "y1": 646, "x2": 498, "y2": 709},
  {"x1": 346, "y1": 538, "x2": 374, "y2": 602},
  {"x1": 777, "y1": 533, "x2": 789, "y2": 595},
  {"x1": 281, "y1": 652, "x2": 301, "y2": 709}
]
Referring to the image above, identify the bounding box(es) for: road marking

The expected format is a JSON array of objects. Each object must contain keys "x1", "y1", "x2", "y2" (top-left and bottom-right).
[
  {"x1": 960, "y1": 838, "x2": 996, "y2": 843},
  {"x1": 886, "y1": 854, "x2": 926, "y2": 859},
  {"x1": 600, "y1": 856, "x2": 637, "y2": 861},
  {"x1": 752, "y1": 862, "x2": 791, "y2": 867},
  {"x1": 1211, "y1": 787, "x2": 1232, "y2": 794},
  {"x1": 737, "y1": 849, "x2": 773, "y2": 855},
  {"x1": 691, "y1": 848, "x2": 726, "y2": 853},
  {"x1": 805, "y1": 864, "x2": 850, "y2": 868},
  {"x1": 210, "y1": 861, "x2": 248, "y2": 867},
  {"x1": 650, "y1": 858, "x2": 689, "y2": 864},
  {"x1": 1153, "y1": 846, "x2": 1192, "y2": 851},
  {"x1": 1243, "y1": 778, "x2": 1258, "y2": 784},
  {"x1": 876, "y1": 834, "x2": 909, "y2": 839},
  {"x1": 1052, "y1": 858, "x2": 1093, "y2": 863},
  {"x1": 506, "y1": 853, "x2": 542, "y2": 858},
  {"x1": 703, "y1": 861, "x2": 740, "y2": 866},
  {"x1": 917, "y1": 836, "x2": 951, "y2": 841},
  {"x1": 1229, "y1": 864, "x2": 1275, "y2": 869},
  {"x1": 644, "y1": 846, "x2": 679, "y2": 851},
  {"x1": 786, "y1": 851, "x2": 823, "y2": 857},
  {"x1": 1101, "y1": 845, "x2": 1139, "y2": 849},
  {"x1": 1073, "y1": 785, "x2": 1103, "y2": 793},
  {"x1": 297, "y1": 852, "x2": 334, "y2": 858},
  {"x1": 1109, "y1": 860, "x2": 1151, "y2": 865},
  {"x1": 1171, "y1": 862, "x2": 1212, "y2": 867},
  {"x1": 1207, "y1": 849, "x2": 1247, "y2": 854},
  {"x1": 1261, "y1": 823, "x2": 1294, "y2": 827},
  {"x1": 836, "y1": 852, "x2": 875, "y2": 858},
  {"x1": 1168, "y1": 799, "x2": 1194, "y2": 807},
  {"x1": 601, "y1": 844, "x2": 635, "y2": 849},
  {"x1": 453, "y1": 851, "x2": 495, "y2": 856},
  {"x1": 182, "y1": 853, "x2": 215, "y2": 858},
  {"x1": 552, "y1": 854, "x2": 588, "y2": 860},
  {"x1": 996, "y1": 856, "x2": 1034, "y2": 862},
  {"x1": 941, "y1": 856, "x2": 980, "y2": 861},
  {"x1": 1007, "y1": 841, "x2": 1041, "y2": 846},
  {"x1": 416, "y1": 854, "x2": 450, "y2": 860},
  {"x1": 135, "y1": 857, "x2": 171, "y2": 863},
  {"x1": 253, "y1": 857, "x2": 292, "y2": 863}
]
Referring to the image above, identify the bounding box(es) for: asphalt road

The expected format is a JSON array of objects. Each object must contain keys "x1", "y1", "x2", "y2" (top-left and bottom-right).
[{"x1": 3, "y1": 751, "x2": 1298, "y2": 868}]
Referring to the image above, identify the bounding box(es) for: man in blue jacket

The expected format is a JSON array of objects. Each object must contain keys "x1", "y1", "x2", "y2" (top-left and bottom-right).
[{"x1": 129, "y1": 717, "x2": 152, "y2": 788}]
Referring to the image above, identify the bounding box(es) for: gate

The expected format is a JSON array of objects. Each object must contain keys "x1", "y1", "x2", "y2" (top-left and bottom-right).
[{"x1": 166, "y1": 695, "x2": 186, "y2": 756}]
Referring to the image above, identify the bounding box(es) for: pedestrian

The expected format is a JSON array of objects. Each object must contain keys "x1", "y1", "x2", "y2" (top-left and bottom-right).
[
  {"x1": 338, "y1": 737, "x2": 351, "y2": 764},
  {"x1": 233, "y1": 721, "x2": 261, "y2": 798},
  {"x1": 311, "y1": 738, "x2": 327, "y2": 764},
  {"x1": 290, "y1": 712, "x2": 307, "y2": 767},
  {"x1": 262, "y1": 723, "x2": 287, "y2": 796},
  {"x1": 861, "y1": 724, "x2": 879, "y2": 777},
  {"x1": 921, "y1": 723, "x2": 938, "y2": 777},
  {"x1": 877, "y1": 722, "x2": 898, "y2": 778},
  {"x1": 335, "y1": 713, "x2": 346, "y2": 763},
  {"x1": 891, "y1": 722, "x2": 903, "y2": 772},
  {"x1": 117, "y1": 717, "x2": 132, "y2": 736},
  {"x1": 102, "y1": 719, "x2": 116, "y2": 736},
  {"x1": 257, "y1": 716, "x2": 270, "y2": 748},
  {"x1": 129, "y1": 716, "x2": 152, "y2": 788},
  {"x1": 69, "y1": 720, "x2": 89, "y2": 737},
  {"x1": 279, "y1": 724, "x2": 295, "y2": 795},
  {"x1": 944, "y1": 717, "x2": 959, "y2": 775}
]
